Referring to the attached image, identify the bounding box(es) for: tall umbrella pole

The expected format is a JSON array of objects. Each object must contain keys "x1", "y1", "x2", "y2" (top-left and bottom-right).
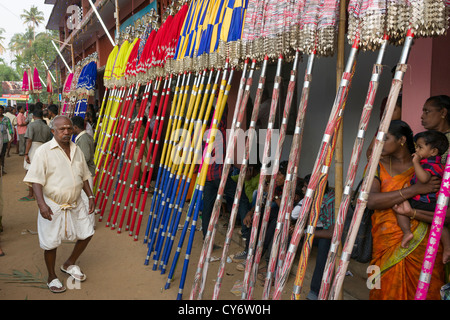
[
  {"x1": 159, "y1": 68, "x2": 216, "y2": 273},
  {"x1": 145, "y1": 72, "x2": 194, "y2": 256},
  {"x1": 132, "y1": 74, "x2": 182, "y2": 240},
  {"x1": 93, "y1": 86, "x2": 130, "y2": 197},
  {"x1": 143, "y1": 72, "x2": 187, "y2": 244},
  {"x1": 95, "y1": 86, "x2": 138, "y2": 218},
  {"x1": 189, "y1": 59, "x2": 253, "y2": 299},
  {"x1": 174, "y1": 63, "x2": 233, "y2": 300},
  {"x1": 94, "y1": 86, "x2": 123, "y2": 166},
  {"x1": 291, "y1": 39, "x2": 359, "y2": 300},
  {"x1": 94, "y1": 84, "x2": 136, "y2": 203},
  {"x1": 121, "y1": 77, "x2": 169, "y2": 232},
  {"x1": 154, "y1": 70, "x2": 210, "y2": 271},
  {"x1": 246, "y1": 51, "x2": 301, "y2": 300},
  {"x1": 272, "y1": 39, "x2": 359, "y2": 300},
  {"x1": 129, "y1": 74, "x2": 174, "y2": 237},
  {"x1": 164, "y1": 69, "x2": 223, "y2": 287},
  {"x1": 104, "y1": 80, "x2": 154, "y2": 225},
  {"x1": 150, "y1": 72, "x2": 205, "y2": 268},
  {"x1": 97, "y1": 83, "x2": 149, "y2": 221},
  {"x1": 118, "y1": 77, "x2": 170, "y2": 233},
  {"x1": 318, "y1": 36, "x2": 388, "y2": 299},
  {"x1": 262, "y1": 52, "x2": 316, "y2": 298},
  {"x1": 415, "y1": 153, "x2": 450, "y2": 299},
  {"x1": 94, "y1": 85, "x2": 125, "y2": 164},
  {"x1": 211, "y1": 56, "x2": 272, "y2": 300},
  {"x1": 328, "y1": 29, "x2": 414, "y2": 300},
  {"x1": 94, "y1": 87, "x2": 110, "y2": 143},
  {"x1": 111, "y1": 77, "x2": 162, "y2": 230}
]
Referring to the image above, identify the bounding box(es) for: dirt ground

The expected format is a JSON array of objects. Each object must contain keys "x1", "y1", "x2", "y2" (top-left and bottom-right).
[{"x1": 0, "y1": 149, "x2": 370, "y2": 301}]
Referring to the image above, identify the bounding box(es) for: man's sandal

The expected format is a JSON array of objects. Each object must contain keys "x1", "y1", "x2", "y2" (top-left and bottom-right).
[
  {"x1": 47, "y1": 278, "x2": 66, "y2": 293},
  {"x1": 60, "y1": 265, "x2": 87, "y2": 281}
]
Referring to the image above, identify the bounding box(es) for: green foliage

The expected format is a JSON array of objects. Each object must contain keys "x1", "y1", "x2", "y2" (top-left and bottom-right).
[
  {"x1": 0, "y1": 63, "x2": 20, "y2": 82},
  {"x1": 0, "y1": 268, "x2": 47, "y2": 289},
  {"x1": 3, "y1": 5, "x2": 60, "y2": 103}
]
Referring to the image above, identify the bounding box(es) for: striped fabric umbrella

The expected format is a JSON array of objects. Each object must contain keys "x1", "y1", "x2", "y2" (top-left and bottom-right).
[{"x1": 173, "y1": 0, "x2": 212, "y2": 71}]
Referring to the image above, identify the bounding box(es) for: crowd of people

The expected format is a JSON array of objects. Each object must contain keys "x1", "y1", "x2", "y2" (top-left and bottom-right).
[{"x1": 1, "y1": 93, "x2": 450, "y2": 300}]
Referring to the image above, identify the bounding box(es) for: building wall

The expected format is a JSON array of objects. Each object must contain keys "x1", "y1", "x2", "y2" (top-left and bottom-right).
[{"x1": 403, "y1": 33, "x2": 450, "y2": 135}]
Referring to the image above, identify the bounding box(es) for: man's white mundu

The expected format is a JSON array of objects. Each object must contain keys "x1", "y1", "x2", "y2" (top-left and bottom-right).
[{"x1": 23, "y1": 138, "x2": 95, "y2": 250}]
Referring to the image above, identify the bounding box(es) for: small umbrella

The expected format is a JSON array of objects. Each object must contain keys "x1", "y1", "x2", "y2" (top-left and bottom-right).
[
  {"x1": 61, "y1": 73, "x2": 74, "y2": 115},
  {"x1": 33, "y1": 67, "x2": 42, "y2": 94},
  {"x1": 46, "y1": 70, "x2": 53, "y2": 94},
  {"x1": 21, "y1": 70, "x2": 30, "y2": 94},
  {"x1": 104, "y1": 45, "x2": 119, "y2": 89}
]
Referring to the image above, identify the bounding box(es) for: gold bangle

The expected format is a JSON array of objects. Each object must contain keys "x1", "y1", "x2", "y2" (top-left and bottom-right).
[
  {"x1": 399, "y1": 189, "x2": 407, "y2": 202},
  {"x1": 410, "y1": 208, "x2": 417, "y2": 220}
]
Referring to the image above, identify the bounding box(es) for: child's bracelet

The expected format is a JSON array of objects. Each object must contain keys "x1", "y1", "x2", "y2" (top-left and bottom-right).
[{"x1": 410, "y1": 208, "x2": 417, "y2": 220}]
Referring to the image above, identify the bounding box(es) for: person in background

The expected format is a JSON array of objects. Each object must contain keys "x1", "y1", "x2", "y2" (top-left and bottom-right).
[
  {"x1": 20, "y1": 109, "x2": 52, "y2": 201},
  {"x1": 290, "y1": 174, "x2": 336, "y2": 300},
  {"x1": 0, "y1": 124, "x2": 4, "y2": 237},
  {"x1": 84, "y1": 112, "x2": 95, "y2": 137},
  {"x1": 420, "y1": 95, "x2": 450, "y2": 164},
  {"x1": 0, "y1": 106, "x2": 13, "y2": 174},
  {"x1": 87, "y1": 104, "x2": 97, "y2": 127},
  {"x1": 5, "y1": 106, "x2": 17, "y2": 157},
  {"x1": 72, "y1": 116, "x2": 96, "y2": 213},
  {"x1": 43, "y1": 108, "x2": 51, "y2": 126},
  {"x1": 366, "y1": 96, "x2": 402, "y2": 160},
  {"x1": 47, "y1": 104, "x2": 59, "y2": 120},
  {"x1": 71, "y1": 117, "x2": 95, "y2": 176},
  {"x1": 16, "y1": 105, "x2": 28, "y2": 156}
]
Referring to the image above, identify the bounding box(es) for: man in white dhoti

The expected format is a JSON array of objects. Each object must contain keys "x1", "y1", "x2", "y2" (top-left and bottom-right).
[{"x1": 23, "y1": 116, "x2": 95, "y2": 293}]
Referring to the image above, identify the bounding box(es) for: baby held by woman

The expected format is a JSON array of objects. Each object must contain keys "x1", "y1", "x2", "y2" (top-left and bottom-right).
[{"x1": 397, "y1": 130, "x2": 450, "y2": 264}]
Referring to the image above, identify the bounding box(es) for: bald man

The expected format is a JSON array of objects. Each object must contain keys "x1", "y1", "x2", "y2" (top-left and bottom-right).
[{"x1": 24, "y1": 116, "x2": 95, "y2": 293}]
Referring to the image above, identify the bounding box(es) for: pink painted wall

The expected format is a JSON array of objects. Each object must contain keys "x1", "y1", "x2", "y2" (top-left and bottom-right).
[
  {"x1": 431, "y1": 32, "x2": 450, "y2": 97},
  {"x1": 403, "y1": 33, "x2": 450, "y2": 135},
  {"x1": 402, "y1": 38, "x2": 432, "y2": 134}
]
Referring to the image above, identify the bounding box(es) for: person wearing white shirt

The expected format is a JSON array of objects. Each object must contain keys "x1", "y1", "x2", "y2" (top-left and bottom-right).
[{"x1": 23, "y1": 116, "x2": 95, "y2": 293}]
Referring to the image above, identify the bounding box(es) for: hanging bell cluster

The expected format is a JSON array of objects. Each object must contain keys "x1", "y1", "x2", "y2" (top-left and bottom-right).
[{"x1": 348, "y1": 0, "x2": 449, "y2": 51}]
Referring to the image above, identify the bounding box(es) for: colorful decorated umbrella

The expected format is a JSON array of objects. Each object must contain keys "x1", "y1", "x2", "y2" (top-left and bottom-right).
[
  {"x1": 46, "y1": 70, "x2": 53, "y2": 94},
  {"x1": 32, "y1": 67, "x2": 42, "y2": 94},
  {"x1": 21, "y1": 70, "x2": 30, "y2": 94},
  {"x1": 74, "y1": 60, "x2": 98, "y2": 117}
]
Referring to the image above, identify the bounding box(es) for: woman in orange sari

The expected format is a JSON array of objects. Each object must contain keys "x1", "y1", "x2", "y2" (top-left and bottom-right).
[{"x1": 368, "y1": 120, "x2": 447, "y2": 300}]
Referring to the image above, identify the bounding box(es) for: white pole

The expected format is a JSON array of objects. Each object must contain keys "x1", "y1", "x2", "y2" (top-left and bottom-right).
[
  {"x1": 88, "y1": 0, "x2": 116, "y2": 47},
  {"x1": 39, "y1": 75, "x2": 47, "y2": 88},
  {"x1": 51, "y1": 40, "x2": 72, "y2": 74},
  {"x1": 42, "y1": 61, "x2": 57, "y2": 83}
]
